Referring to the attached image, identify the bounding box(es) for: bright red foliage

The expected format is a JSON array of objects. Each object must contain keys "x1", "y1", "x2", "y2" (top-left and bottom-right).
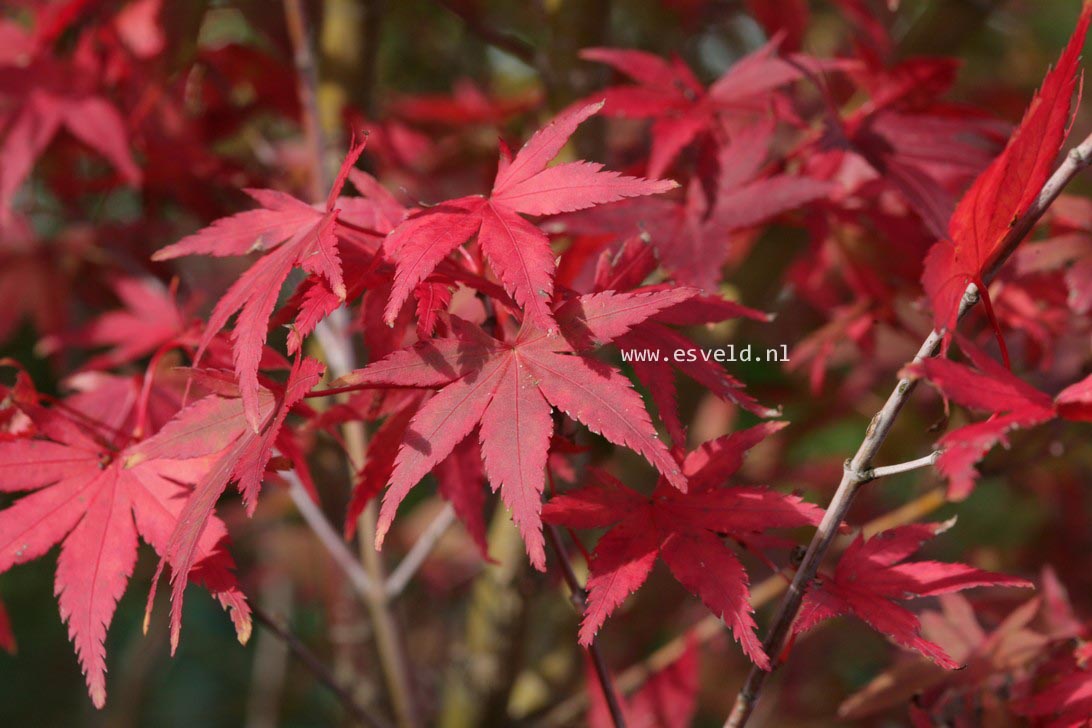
[
  {"x1": 0, "y1": 371, "x2": 250, "y2": 706},
  {"x1": 543, "y1": 423, "x2": 822, "y2": 666},
  {"x1": 793, "y1": 522, "x2": 1032, "y2": 668},
  {"x1": 3, "y1": 1, "x2": 1092, "y2": 725},
  {"x1": 382, "y1": 101, "x2": 676, "y2": 330},
  {"x1": 913, "y1": 341, "x2": 1092, "y2": 499},
  {"x1": 922, "y1": 4, "x2": 1092, "y2": 360}
]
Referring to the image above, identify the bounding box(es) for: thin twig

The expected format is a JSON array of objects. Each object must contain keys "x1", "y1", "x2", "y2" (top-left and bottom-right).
[
  {"x1": 545, "y1": 524, "x2": 627, "y2": 728},
  {"x1": 282, "y1": 2, "x2": 420, "y2": 725},
  {"x1": 532, "y1": 487, "x2": 947, "y2": 727},
  {"x1": 252, "y1": 604, "x2": 391, "y2": 728},
  {"x1": 314, "y1": 306, "x2": 421, "y2": 728},
  {"x1": 245, "y1": 579, "x2": 292, "y2": 728},
  {"x1": 287, "y1": 476, "x2": 380, "y2": 601},
  {"x1": 386, "y1": 503, "x2": 457, "y2": 599},
  {"x1": 724, "y1": 131, "x2": 1092, "y2": 728},
  {"x1": 433, "y1": 0, "x2": 539, "y2": 67},
  {"x1": 857, "y1": 451, "x2": 940, "y2": 483},
  {"x1": 283, "y1": 0, "x2": 328, "y2": 203}
]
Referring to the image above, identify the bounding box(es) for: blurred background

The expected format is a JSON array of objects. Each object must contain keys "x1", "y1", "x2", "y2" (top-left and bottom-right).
[{"x1": 1, "y1": 0, "x2": 1091, "y2": 726}]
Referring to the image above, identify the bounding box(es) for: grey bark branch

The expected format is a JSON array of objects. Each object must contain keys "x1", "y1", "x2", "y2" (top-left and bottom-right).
[
  {"x1": 724, "y1": 130, "x2": 1092, "y2": 728},
  {"x1": 385, "y1": 504, "x2": 457, "y2": 599},
  {"x1": 856, "y1": 450, "x2": 941, "y2": 483},
  {"x1": 287, "y1": 476, "x2": 381, "y2": 601}
]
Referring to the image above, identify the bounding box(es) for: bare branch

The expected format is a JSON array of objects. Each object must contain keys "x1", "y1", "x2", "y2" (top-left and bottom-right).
[
  {"x1": 286, "y1": 476, "x2": 381, "y2": 601},
  {"x1": 856, "y1": 451, "x2": 940, "y2": 483},
  {"x1": 724, "y1": 130, "x2": 1092, "y2": 728},
  {"x1": 281, "y1": 1, "x2": 419, "y2": 723},
  {"x1": 252, "y1": 604, "x2": 391, "y2": 728},
  {"x1": 385, "y1": 504, "x2": 457, "y2": 599},
  {"x1": 545, "y1": 524, "x2": 628, "y2": 728}
]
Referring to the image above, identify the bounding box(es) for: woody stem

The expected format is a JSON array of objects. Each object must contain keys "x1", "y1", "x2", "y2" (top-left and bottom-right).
[
  {"x1": 282, "y1": 1, "x2": 419, "y2": 726},
  {"x1": 545, "y1": 524, "x2": 628, "y2": 728},
  {"x1": 724, "y1": 129, "x2": 1092, "y2": 728}
]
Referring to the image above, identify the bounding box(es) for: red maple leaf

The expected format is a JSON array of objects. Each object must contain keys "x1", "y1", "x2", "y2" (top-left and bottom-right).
[
  {"x1": 0, "y1": 19, "x2": 141, "y2": 223},
  {"x1": 542, "y1": 423, "x2": 822, "y2": 667},
  {"x1": 806, "y1": 57, "x2": 1004, "y2": 239},
  {"x1": 0, "y1": 374, "x2": 251, "y2": 708},
  {"x1": 581, "y1": 42, "x2": 847, "y2": 177},
  {"x1": 44, "y1": 276, "x2": 188, "y2": 370},
  {"x1": 1015, "y1": 643, "x2": 1092, "y2": 727},
  {"x1": 913, "y1": 343, "x2": 1092, "y2": 500},
  {"x1": 125, "y1": 356, "x2": 324, "y2": 651},
  {"x1": 341, "y1": 391, "x2": 491, "y2": 558},
  {"x1": 151, "y1": 139, "x2": 365, "y2": 431},
  {"x1": 550, "y1": 121, "x2": 830, "y2": 290},
  {"x1": 793, "y1": 521, "x2": 1033, "y2": 669},
  {"x1": 840, "y1": 568, "x2": 1083, "y2": 722},
  {"x1": 331, "y1": 310, "x2": 688, "y2": 570},
  {"x1": 921, "y1": 5, "x2": 1092, "y2": 363},
  {"x1": 555, "y1": 280, "x2": 775, "y2": 441},
  {"x1": 388, "y1": 78, "x2": 541, "y2": 126},
  {"x1": 381, "y1": 101, "x2": 677, "y2": 330},
  {"x1": 1016, "y1": 194, "x2": 1092, "y2": 316}
]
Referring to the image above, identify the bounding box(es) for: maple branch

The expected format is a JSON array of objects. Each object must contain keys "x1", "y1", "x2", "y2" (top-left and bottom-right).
[
  {"x1": 433, "y1": 0, "x2": 540, "y2": 69},
  {"x1": 385, "y1": 503, "x2": 457, "y2": 599},
  {"x1": 723, "y1": 129, "x2": 1092, "y2": 728},
  {"x1": 312, "y1": 311, "x2": 422, "y2": 728},
  {"x1": 855, "y1": 451, "x2": 940, "y2": 483},
  {"x1": 531, "y1": 487, "x2": 947, "y2": 727},
  {"x1": 545, "y1": 524, "x2": 628, "y2": 728},
  {"x1": 252, "y1": 604, "x2": 391, "y2": 728},
  {"x1": 287, "y1": 476, "x2": 381, "y2": 601},
  {"x1": 282, "y1": 1, "x2": 420, "y2": 725},
  {"x1": 245, "y1": 578, "x2": 292, "y2": 727},
  {"x1": 283, "y1": 0, "x2": 329, "y2": 203}
]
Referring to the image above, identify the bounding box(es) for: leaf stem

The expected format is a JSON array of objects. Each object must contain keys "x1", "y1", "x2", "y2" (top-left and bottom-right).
[{"x1": 723, "y1": 129, "x2": 1092, "y2": 728}]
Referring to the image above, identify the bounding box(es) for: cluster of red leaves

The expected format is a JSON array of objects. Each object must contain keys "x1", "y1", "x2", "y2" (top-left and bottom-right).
[
  {"x1": 912, "y1": 339, "x2": 1092, "y2": 500},
  {"x1": 792, "y1": 521, "x2": 1032, "y2": 669},
  {"x1": 824, "y1": 565, "x2": 1092, "y2": 728},
  {"x1": 1, "y1": 0, "x2": 1092, "y2": 724}
]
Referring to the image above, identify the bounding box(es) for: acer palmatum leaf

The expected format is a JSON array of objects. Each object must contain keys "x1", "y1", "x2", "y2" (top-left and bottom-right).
[
  {"x1": 921, "y1": 4, "x2": 1092, "y2": 363},
  {"x1": 382, "y1": 101, "x2": 677, "y2": 330},
  {"x1": 0, "y1": 64, "x2": 141, "y2": 223},
  {"x1": 332, "y1": 315, "x2": 686, "y2": 570},
  {"x1": 0, "y1": 403, "x2": 251, "y2": 708},
  {"x1": 793, "y1": 522, "x2": 1032, "y2": 668},
  {"x1": 582, "y1": 40, "x2": 840, "y2": 177},
  {"x1": 913, "y1": 344, "x2": 1092, "y2": 499},
  {"x1": 1014, "y1": 643, "x2": 1092, "y2": 726},
  {"x1": 543, "y1": 425, "x2": 822, "y2": 667},
  {"x1": 152, "y1": 139, "x2": 365, "y2": 431},
  {"x1": 64, "y1": 276, "x2": 188, "y2": 370},
  {"x1": 128, "y1": 356, "x2": 324, "y2": 652}
]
